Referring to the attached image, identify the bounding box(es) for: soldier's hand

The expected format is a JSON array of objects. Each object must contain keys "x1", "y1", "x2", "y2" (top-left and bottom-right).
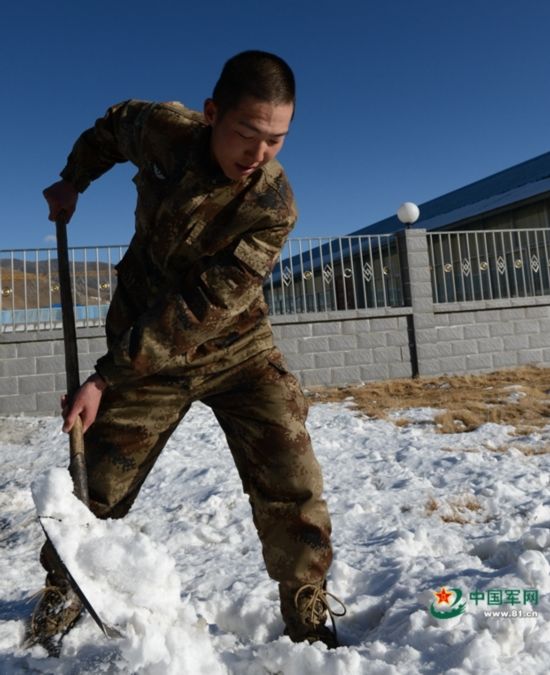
[
  {"x1": 62, "y1": 373, "x2": 107, "y2": 434},
  {"x1": 43, "y1": 179, "x2": 79, "y2": 223}
]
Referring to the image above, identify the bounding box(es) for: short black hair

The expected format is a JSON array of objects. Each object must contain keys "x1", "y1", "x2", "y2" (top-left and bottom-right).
[{"x1": 212, "y1": 50, "x2": 295, "y2": 116}]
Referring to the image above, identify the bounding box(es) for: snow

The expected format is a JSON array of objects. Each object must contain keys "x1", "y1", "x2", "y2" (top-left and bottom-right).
[{"x1": 1, "y1": 400, "x2": 550, "y2": 674}]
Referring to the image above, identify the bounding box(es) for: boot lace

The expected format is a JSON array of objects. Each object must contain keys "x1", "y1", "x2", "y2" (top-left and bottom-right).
[
  {"x1": 29, "y1": 585, "x2": 67, "y2": 635},
  {"x1": 294, "y1": 583, "x2": 347, "y2": 638},
  {"x1": 25, "y1": 584, "x2": 80, "y2": 647}
]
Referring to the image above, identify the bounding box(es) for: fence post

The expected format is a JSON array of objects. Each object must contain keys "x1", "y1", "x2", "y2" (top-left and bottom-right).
[{"x1": 397, "y1": 228, "x2": 439, "y2": 376}]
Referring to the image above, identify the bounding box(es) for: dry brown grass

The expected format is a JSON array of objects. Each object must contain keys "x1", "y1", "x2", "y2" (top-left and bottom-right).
[
  {"x1": 307, "y1": 365, "x2": 550, "y2": 435},
  {"x1": 425, "y1": 495, "x2": 488, "y2": 525}
]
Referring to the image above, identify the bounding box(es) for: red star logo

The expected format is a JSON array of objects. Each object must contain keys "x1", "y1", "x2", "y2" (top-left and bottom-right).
[{"x1": 434, "y1": 587, "x2": 453, "y2": 605}]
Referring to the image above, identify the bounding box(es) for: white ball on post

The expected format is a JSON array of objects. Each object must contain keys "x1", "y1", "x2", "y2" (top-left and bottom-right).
[{"x1": 397, "y1": 202, "x2": 420, "y2": 228}]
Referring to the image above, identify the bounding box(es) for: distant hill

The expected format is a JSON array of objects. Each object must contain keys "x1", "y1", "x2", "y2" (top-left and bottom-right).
[{"x1": 0, "y1": 258, "x2": 117, "y2": 310}]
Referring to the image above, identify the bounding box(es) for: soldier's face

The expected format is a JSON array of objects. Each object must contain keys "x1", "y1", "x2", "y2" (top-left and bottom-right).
[{"x1": 204, "y1": 97, "x2": 293, "y2": 181}]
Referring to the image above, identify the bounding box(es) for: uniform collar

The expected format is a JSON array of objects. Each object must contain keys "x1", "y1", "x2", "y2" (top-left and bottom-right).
[{"x1": 193, "y1": 125, "x2": 234, "y2": 187}]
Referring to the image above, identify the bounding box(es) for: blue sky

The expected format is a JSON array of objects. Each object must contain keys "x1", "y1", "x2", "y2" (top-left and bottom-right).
[{"x1": 2, "y1": 0, "x2": 550, "y2": 249}]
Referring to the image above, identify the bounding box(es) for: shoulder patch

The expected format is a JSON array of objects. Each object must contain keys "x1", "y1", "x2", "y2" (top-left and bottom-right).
[{"x1": 248, "y1": 162, "x2": 296, "y2": 215}]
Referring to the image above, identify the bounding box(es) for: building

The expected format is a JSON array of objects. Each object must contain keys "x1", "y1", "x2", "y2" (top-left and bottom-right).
[
  {"x1": 268, "y1": 151, "x2": 550, "y2": 313},
  {"x1": 353, "y1": 151, "x2": 550, "y2": 236}
]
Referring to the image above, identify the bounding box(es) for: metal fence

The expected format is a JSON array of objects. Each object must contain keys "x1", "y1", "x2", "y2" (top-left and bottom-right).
[
  {"x1": 266, "y1": 235, "x2": 403, "y2": 314},
  {"x1": 0, "y1": 235, "x2": 403, "y2": 332},
  {"x1": 428, "y1": 228, "x2": 550, "y2": 303},
  {"x1": 0, "y1": 245, "x2": 126, "y2": 332},
  {"x1": 4, "y1": 227, "x2": 550, "y2": 333}
]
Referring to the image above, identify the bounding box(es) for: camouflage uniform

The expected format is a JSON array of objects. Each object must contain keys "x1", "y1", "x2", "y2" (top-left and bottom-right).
[{"x1": 42, "y1": 101, "x2": 333, "y2": 601}]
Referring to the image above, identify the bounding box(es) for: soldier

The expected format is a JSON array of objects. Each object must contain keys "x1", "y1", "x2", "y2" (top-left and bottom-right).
[{"x1": 28, "y1": 50, "x2": 344, "y2": 654}]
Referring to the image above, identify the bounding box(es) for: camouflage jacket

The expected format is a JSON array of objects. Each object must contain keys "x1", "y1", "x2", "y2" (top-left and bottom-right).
[{"x1": 60, "y1": 100, "x2": 297, "y2": 386}]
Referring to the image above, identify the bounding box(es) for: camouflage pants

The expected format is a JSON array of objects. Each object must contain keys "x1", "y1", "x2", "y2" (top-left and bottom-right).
[{"x1": 41, "y1": 347, "x2": 332, "y2": 590}]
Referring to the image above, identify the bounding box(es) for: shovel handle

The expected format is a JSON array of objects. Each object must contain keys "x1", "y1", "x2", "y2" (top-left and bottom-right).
[
  {"x1": 55, "y1": 215, "x2": 80, "y2": 399},
  {"x1": 69, "y1": 415, "x2": 89, "y2": 506},
  {"x1": 56, "y1": 215, "x2": 90, "y2": 507}
]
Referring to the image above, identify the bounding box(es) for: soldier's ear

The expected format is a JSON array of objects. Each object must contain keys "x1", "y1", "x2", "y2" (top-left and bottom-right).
[{"x1": 203, "y1": 99, "x2": 218, "y2": 126}]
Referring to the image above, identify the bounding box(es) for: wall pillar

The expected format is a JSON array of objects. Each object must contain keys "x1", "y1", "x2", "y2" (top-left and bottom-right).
[{"x1": 398, "y1": 228, "x2": 439, "y2": 376}]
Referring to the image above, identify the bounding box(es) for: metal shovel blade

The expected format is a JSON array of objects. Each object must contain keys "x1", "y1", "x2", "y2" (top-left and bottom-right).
[{"x1": 38, "y1": 516, "x2": 124, "y2": 640}]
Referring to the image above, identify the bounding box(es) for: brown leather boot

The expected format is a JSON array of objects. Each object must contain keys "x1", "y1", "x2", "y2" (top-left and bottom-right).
[
  {"x1": 24, "y1": 581, "x2": 83, "y2": 657},
  {"x1": 279, "y1": 581, "x2": 346, "y2": 648}
]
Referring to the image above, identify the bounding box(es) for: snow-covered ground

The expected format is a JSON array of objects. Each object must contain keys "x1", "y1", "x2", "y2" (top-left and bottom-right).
[{"x1": 1, "y1": 400, "x2": 550, "y2": 674}]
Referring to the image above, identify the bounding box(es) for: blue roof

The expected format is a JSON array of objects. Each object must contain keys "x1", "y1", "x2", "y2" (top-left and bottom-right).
[{"x1": 351, "y1": 150, "x2": 550, "y2": 235}]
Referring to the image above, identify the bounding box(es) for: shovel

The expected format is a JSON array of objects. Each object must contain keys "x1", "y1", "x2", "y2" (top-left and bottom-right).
[{"x1": 37, "y1": 214, "x2": 122, "y2": 642}]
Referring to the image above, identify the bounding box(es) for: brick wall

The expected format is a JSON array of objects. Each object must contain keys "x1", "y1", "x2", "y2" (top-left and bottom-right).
[
  {"x1": 272, "y1": 310, "x2": 413, "y2": 386},
  {"x1": 0, "y1": 330, "x2": 108, "y2": 415}
]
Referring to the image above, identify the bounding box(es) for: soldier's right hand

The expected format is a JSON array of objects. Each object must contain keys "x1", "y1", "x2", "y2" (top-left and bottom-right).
[
  {"x1": 61, "y1": 373, "x2": 108, "y2": 434},
  {"x1": 43, "y1": 179, "x2": 79, "y2": 223}
]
